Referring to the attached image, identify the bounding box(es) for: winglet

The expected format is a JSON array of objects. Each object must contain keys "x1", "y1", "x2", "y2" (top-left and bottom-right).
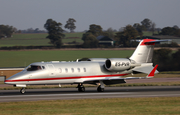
[{"x1": 146, "y1": 65, "x2": 158, "y2": 78}]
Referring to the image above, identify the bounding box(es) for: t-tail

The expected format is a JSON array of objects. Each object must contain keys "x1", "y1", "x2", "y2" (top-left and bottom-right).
[
  {"x1": 130, "y1": 39, "x2": 170, "y2": 63},
  {"x1": 129, "y1": 39, "x2": 170, "y2": 74}
]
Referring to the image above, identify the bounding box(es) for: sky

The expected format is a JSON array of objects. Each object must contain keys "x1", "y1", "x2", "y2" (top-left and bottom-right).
[{"x1": 0, "y1": 0, "x2": 180, "y2": 32}]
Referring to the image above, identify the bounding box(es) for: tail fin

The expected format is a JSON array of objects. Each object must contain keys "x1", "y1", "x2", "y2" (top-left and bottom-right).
[{"x1": 130, "y1": 39, "x2": 170, "y2": 63}]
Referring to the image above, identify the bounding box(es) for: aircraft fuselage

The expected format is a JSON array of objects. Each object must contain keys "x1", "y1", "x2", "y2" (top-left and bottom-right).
[{"x1": 5, "y1": 61, "x2": 131, "y2": 86}]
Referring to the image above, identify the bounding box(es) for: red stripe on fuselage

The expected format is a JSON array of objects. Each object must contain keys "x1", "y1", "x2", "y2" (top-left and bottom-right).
[{"x1": 5, "y1": 74, "x2": 128, "y2": 82}]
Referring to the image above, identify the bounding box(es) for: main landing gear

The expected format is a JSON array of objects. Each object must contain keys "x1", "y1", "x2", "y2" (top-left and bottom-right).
[
  {"x1": 97, "y1": 85, "x2": 104, "y2": 92},
  {"x1": 20, "y1": 88, "x2": 26, "y2": 94},
  {"x1": 77, "y1": 81, "x2": 105, "y2": 92},
  {"x1": 97, "y1": 81, "x2": 105, "y2": 92},
  {"x1": 77, "y1": 84, "x2": 85, "y2": 92}
]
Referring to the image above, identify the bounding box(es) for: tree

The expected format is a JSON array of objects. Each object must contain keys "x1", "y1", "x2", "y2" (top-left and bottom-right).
[
  {"x1": 133, "y1": 23, "x2": 143, "y2": 38},
  {"x1": 88, "y1": 24, "x2": 103, "y2": 37},
  {"x1": 44, "y1": 19, "x2": 65, "y2": 48},
  {"x1": 82, "y1": 24, "x2": 103, "y2": 48},
  {"x1": 0, "y1": 25, "x2": 16, "y2": 39},
  {"x1": 153, "y1": 48, "x2": 180, "y2": 71},
  {"x1": 141, "y1": 18, "x2": 152, "y2": 31},
  {"x1": 64, "y1": 18, "x2": 76, "y2": 33},
  {"x1": 103, "y1": 28, "x2": 114, "y2": 38},
  {"x1": 173, "y1": 25, "x2": 179, "y2": 29},
  {"x1": 115, "y1": 25, "x2": 138, "y2": 47},
  {"x1": 172, "y1": 49, "x2": 180, "y2": 70},
  {"x1": 160, "y1": 27, "x2": 178, "y2": 36},
  {"x1": 153, "y1": 49, "x2": 172, "y2": 71},
  {"x1": 150, "y1": 22, "x2": 156, "y2": 35},
  {"x1": 82, "y1": 32, "x2": 98, "y2": 48}
]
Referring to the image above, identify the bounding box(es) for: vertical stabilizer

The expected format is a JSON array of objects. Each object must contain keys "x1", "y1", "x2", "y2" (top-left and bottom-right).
[{"x1": 130, "y1": 39, "x2": 156, "y2": 63}]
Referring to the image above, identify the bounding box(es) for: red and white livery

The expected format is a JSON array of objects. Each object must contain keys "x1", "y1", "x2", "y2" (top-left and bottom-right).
[{"x1": 5, "y1": 39, "x2": 164, "y2": 94}]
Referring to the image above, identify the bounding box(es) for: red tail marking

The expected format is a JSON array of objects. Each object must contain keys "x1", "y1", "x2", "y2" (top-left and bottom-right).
[
  {"x1": 147, "y1": 65, "x2": 158, "y2": 78},
  {"x1": 140, "y1": 39, "x2": 155, "y2": 45}
]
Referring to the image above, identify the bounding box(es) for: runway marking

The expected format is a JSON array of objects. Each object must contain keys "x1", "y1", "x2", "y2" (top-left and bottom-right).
[{"x1": 0, "y1": 92, "x2": 131, "y2": 98}]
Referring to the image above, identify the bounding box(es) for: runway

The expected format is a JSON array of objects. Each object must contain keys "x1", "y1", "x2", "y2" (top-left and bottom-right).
[{"x1": 0, "y1": 86, "x2": 180, "y2": 102}]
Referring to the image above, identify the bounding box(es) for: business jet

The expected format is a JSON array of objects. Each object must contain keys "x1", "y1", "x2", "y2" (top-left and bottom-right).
[{"x1": 5, "y1": 39, "x2": 164, "y2": 94}]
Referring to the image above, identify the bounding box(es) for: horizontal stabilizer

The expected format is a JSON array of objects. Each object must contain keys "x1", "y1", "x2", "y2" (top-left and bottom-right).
[
  {"x1": 125, "y1": 64, "x2": 158, "y2": 80},
  {"x1": 146, "y1": 65, "x2": 158, "y2": 78},
  {"x1": 144, "y1": 39, "x2": 171, "y2": 43},
  {"x1": 132, "y1": 63, "x2": 159, "y2": 74}
]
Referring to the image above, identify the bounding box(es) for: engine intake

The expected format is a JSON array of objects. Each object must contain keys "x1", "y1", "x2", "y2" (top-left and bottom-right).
[{"x1": 105, "y1": 58, "x2": 132, "y2": 72}]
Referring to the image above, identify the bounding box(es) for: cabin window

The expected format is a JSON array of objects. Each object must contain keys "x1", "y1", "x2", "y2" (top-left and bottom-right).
[
  {"x1": 59, "y1": 68, "x2": 62, "y2": 73},
  {"x1": 77, "y1": 68, "x2": 80, "y2": 72},
  {"x1": 42, "y1": 66, "x2": 45, "y2": 69},
  {"x1": 71, "y1": 68, "x2": 74, "y2": 72},
  {"x1": 65, "y1": 68, "x2": 68, "y2": 73},
  {"x1": 27, "y1": 65, "x2": 42, "y2": 71},
  {"x1": 83, "y1": 68, "x2": 86, "y2": 72}
]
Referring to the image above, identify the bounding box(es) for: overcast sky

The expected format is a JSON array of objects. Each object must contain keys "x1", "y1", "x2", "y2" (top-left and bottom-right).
[{"x1": 0, "y1": 0, "x2": 180, "y2": 32}]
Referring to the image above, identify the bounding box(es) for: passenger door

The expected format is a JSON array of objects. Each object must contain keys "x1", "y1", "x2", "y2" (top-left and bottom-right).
[{"x1": 47, "y1": 64, "x2": 56, "y2": 76}]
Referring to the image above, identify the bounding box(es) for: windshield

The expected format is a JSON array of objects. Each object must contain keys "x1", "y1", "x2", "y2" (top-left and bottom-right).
[{"x1": 26, "y1": 65, "x2": 44, "y2": 71}]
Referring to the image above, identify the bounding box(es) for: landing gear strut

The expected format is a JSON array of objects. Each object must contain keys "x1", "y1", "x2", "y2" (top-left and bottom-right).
[
  {"x1": 77, "y1": 84, "x2": 85, "y2": 92},
  {"x1": 97, "y1": 81, "x2": 105, "y2": 92},
  {"x1": 20, "y1": 88, "x2": 26, "y2": 94}
]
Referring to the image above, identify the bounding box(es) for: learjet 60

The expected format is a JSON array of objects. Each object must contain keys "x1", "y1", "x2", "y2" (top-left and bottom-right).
[{"x1": 5, "y1": 39, "x2": 164, "y2": 94}]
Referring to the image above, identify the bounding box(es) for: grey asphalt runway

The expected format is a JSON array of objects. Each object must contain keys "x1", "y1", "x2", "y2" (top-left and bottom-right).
[{"x1": 0, "y1": 86, "x2": 180, "y2": 102}]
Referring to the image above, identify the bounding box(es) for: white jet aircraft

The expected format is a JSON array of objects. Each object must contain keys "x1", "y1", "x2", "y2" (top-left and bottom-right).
[{"x1": 5, "y1": 39, "x2": 163, "y2": 94}]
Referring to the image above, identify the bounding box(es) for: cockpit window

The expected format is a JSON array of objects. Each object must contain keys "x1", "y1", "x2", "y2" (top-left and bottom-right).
[{"x1": 27, "y1": 65, "x2": 43, "y2": 71}]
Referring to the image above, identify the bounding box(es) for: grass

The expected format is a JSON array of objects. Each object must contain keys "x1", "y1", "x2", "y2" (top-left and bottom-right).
[
  {"x1": 0, "y1": 97, "x2": 179, "y2": 115},
  {"x1": 11, "y1": 33, "x2": 48, "y2": 39},
  {"x1": 0, "y1": 50, "x2": 133, "y2": 67},
  {"x1": 0, "y1": 31, "x2": 157, "y2": 47},
  {"x1": 10, "y1": 33, "x2": 83, "y2": 39},
  {"x1": 0, "y1": 33, "x2": 84, "y2": 47}
]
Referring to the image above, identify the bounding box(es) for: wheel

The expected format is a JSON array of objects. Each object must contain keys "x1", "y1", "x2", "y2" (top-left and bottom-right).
[
  {"x1": 97, "y1": 86, "x2": 104, "y2": 92},
  {"x1": 81, "y1": 87, "x2": 85, "y2": 92},
  {"x1": 78, "y1": 87, "x2": 85, "y2": 92},
  {"x1": 20, "y1": 88, "x2": 26, "y2": 94}
]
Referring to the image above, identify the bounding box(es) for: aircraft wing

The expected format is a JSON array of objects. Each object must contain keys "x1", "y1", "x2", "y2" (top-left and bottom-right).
[{"x1": 81, "y1": 65, "x2": 158, "y2": 85}]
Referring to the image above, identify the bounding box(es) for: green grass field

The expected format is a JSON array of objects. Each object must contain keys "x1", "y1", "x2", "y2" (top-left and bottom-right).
[
  {"x1": 0, "y1": 97, "x2": 179, "y2": 115},
  {"x1": 0, "y1": 50, "x2": 133, "y2": 67},
  {"x1": 0, "y1": 31, "x2": 155, "y2": 47},
  {"x1": 0, "y1": 33, "x2": 84, "y2": 47}
]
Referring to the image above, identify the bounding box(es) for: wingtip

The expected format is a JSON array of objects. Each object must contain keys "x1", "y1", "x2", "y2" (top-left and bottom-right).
[{"x1": 147, "y1": 65, "x2": 158, "y2": 78}]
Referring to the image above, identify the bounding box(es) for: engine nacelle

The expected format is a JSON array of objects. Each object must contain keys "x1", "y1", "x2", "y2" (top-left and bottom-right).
[{"x1": 105, "y1": 58, "x2": 131, "y2": 72}]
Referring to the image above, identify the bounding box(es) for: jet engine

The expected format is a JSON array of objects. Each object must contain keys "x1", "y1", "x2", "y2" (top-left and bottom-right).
[{"x1": 105, "y1": 58, "x2": 133, "y2": 72}]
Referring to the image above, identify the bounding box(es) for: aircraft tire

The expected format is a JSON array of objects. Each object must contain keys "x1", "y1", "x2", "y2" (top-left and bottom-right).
[
  {"x1": 97, "y1": 86, "x2": 104, "y2": 92},
  {"x1": 78, "y1": 87, "x2": 85, "y2": 92},
  {"x1": 20, "y1": 88, "x2": 26, "y2": 94}
]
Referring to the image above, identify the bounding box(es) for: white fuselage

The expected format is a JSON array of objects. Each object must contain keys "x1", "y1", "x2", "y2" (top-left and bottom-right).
[{"x1": 5, "y1": 61, "x2": 131, "y2": 86}]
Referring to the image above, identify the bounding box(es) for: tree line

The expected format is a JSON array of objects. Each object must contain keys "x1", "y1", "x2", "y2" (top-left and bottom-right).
[
  {"x1": 1, "y1": 18, "x2": 180, "y2": 48},
  {"x1": 153, "y1": 49, "x2": 180, "y2": 71}
]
